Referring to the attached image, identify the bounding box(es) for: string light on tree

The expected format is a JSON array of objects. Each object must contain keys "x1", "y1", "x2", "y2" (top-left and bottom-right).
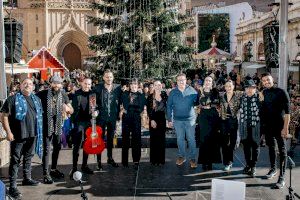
[{"x1": 88, "y1": 0, "x2": 194, "y2": 79}]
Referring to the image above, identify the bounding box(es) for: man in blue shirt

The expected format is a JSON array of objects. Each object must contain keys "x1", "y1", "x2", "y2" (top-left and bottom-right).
[{"x1": 167, "y1": 73, "x2": 198, "y2": 168}]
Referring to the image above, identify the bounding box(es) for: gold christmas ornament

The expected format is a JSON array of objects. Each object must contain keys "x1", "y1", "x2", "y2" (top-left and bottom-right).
[{"x1": 142, "y1": 27, "x2": 154, "y2": 43}]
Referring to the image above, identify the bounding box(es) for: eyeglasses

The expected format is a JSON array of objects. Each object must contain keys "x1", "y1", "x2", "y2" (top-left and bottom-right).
[{"x1": 177, "y1": 79, "x2": 186, "y2": 82}]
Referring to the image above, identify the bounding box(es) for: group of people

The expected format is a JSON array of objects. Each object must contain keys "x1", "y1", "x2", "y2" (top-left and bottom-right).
[
  {"x1": 0, "y1": 68, "x2": 296, "y2": 199},
  {"x1": 167, "y1": 72, "x2": 291, "y2": 190}
]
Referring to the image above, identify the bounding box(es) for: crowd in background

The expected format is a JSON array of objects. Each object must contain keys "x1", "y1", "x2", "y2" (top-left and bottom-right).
[{"x1": 6, "y1": 67, "x2": 300, "y2": 144}]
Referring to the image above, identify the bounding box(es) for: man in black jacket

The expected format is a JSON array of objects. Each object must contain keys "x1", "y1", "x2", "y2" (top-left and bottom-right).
[
  {"x1": 70, "y1": 78, "x2": 97, "y2": 178},
  {"x1": 261, "y1": 73, "x2": 290, "y2": 189},
  {"x1": 37, "y1": 75, "x2": 73, "y2": 184},
  {"x1": 93, "y1": 70, "x2": 122, "y2": 169},
  {"x1": 120, "y1": 78, "x2": 146, "y2": 169}
]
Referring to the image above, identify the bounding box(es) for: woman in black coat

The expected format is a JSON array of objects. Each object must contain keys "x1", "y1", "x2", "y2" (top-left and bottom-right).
[
  {"x1": 197, "y1": 76, "x2": 221, "y2": 171},
  {"x1": 147, "y1": 80, "x2": 168, "y2": 165}
]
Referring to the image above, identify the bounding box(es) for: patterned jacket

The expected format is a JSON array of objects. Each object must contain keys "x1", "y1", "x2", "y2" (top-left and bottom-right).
[{"x1": 220, "y1": 91, "x2": 243, "y2": 120}]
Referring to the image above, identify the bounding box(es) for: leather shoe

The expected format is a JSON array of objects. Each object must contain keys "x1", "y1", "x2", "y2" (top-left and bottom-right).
[
  {"x1": 134, "y1": 162, "x2": 139, "y2": 170},
  {"x1": 43, "y1": 175, "x2": 54, "y2": 184},
  {"x1": 107, "y1": 158, "x2": 119, "y2": 167},
  {"x1": 273, "y1": 176, "x2": 285, "y2": 189},
  {"x1": 97, "y1": 163, "x2": 103, "y2": 171},
  {"x1": 81, "y1": 166, "x2": 94, "y2": 174},
  {"x1": 69, "y1": 169, "x2": 76, "y2": 180},
  {"x1": 22, "y1": 179, "x2": 40, "y2": 186},
  {"x1": 50, "y1": 169, "x2": 64, "y2": 179},
  {"x1": 8, "y1": 187, "x2": 22, "y2": 199}
]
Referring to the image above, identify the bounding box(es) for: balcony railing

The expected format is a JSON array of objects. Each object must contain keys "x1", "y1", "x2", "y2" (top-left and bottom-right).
[{"x1": 30, "y1": 0, "x2": 95, "y2": 9}]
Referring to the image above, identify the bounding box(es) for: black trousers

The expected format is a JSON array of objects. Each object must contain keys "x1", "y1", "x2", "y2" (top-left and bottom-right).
[
  {"x1": 122, "y1": 114, "x2": 141, "y2": 165},
  {"x1": 72, "y1": 122, "x2": 101, "y2": 169},
  {"x1": 221, "y1": 118, "x2": 238, "y2": 165},
  {"x1": 9, "y1": 137, "x2": 35, "y2": 188},
  {"x1": 42, "y1": 134, "x2": 61, "y2": 175},
  {"x1": 265, "y1": 127, "x2": 287, "y2": 177},
  {"x1": 242, "y1": 127, "x2": 260, "y2": 168},
  {"x1": 149, "y1": 117, "x2": 166, "y2": 165},
  {"x1": 97, "y1": 119, "x2": 116, "y2": 162}
]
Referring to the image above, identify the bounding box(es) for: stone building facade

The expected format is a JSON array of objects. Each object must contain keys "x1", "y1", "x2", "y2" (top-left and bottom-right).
[
  {"x1": 181, "y1": 0, "x2": 274, "y2": 51},
  {"x1": 0, "y1": 0, "x2": 100, "y2": 167},
  {"x1": 5, "y1": 0, "x2": 99, "y2": 70},
  {"x1": 235, "y1": 0, "x2": 300, "y2": 81}
]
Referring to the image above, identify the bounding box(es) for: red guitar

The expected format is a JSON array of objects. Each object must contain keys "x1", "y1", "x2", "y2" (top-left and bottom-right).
[{"x1": 83, "y1": 94, "x2": 105, "y2": 154}]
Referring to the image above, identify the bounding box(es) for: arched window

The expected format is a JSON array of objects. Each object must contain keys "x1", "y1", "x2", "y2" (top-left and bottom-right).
[
  {"x1": 243, "y1": 44, "x2": 248, "y2": 61},
  {"x1": 257, "y1": 43, "x2": 265, "y2": 61}
]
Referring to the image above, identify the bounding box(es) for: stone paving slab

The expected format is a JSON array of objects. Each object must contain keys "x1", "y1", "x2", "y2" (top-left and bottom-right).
[{"x1": 0, "y1": 146, "x2": 300, "y2": 200}]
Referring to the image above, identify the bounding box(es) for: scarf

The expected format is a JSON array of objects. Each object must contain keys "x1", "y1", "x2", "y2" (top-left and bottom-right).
[
  {"x1": 240, "y1": 93, "x2": 260, "y2": 126},
  {"x1": 239, "y1": 93, "x2": 260, "y2": 142},
  {"x1": 15, "y1": 92, "x2": 43, "y2": 159},
  {"x1": 47, "y1": 89, "x2": 63, "y2": 136}
]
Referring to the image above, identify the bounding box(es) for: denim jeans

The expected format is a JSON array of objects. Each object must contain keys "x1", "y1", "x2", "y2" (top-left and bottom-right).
[{"x1": 173, "y1": 119, "x2": 196, "y2": 160}]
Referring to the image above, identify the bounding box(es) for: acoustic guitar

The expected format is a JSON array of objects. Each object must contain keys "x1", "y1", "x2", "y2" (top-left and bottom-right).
[{"x1": 83, "y1": 94, "x2": 105, "y2": 154}]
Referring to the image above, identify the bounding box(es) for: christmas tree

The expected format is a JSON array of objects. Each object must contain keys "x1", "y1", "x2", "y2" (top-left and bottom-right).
[{"x1": 88, "y1": 0, "x2": 194, "y2": 80}]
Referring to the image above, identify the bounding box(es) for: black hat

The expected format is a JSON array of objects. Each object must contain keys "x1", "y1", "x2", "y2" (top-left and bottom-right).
[{"x1": 244, "y1": 79, "x2": 256, "y2": 88}]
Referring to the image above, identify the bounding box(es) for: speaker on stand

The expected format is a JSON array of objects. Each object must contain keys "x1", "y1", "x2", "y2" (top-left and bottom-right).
[{"x1": 4, "y1": 18, "x2": 23, "y2": 64}]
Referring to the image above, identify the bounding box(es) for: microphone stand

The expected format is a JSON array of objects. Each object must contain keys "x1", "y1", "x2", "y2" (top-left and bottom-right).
[
  {"x1": 73, "y1": 171, "x2": 88, "y2": 200},
  {"x1": 79, "y1": 180, "x2": 88, "y2": 200},
  {"x1": 286, "y1": 156, "x2": 300, "y2": 200}
]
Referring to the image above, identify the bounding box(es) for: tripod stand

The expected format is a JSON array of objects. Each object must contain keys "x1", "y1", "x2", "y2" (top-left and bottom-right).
[
  {"x1": 286, "y1": 156, "x2": 300, "y2": 200},
  {"x1": 79, "y1": 180, "x2": 88, "y2": 200}
]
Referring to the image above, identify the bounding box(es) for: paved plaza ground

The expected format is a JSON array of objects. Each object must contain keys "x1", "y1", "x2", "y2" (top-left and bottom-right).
[{"x1": 0, "y1": 145, "x2": 300, "y2": 200}]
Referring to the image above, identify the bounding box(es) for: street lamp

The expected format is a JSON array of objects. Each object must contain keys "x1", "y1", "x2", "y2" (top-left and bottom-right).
[{"x1": 296, "y1": 34, "x2": 300, "y2": 87}]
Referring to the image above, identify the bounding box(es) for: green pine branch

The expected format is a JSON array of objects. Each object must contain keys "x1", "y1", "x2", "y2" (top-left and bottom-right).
[{"x1": 88, "y1": 0, "x2": 194, "y2": 79}]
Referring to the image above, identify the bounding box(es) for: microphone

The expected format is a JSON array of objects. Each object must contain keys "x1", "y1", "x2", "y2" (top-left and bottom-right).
[
  {"x1": 287, "y1": 156, "x2": 296, "y2": 168},
  {"x1": 73, "y1": 171, "x2": 88, "y2": 200},
  {"x1": 73, "y1": 171, "x2": 82, "y2": 182}
]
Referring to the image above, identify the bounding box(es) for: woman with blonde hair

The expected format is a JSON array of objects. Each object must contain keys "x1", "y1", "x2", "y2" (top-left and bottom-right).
[
  {"x1": 147, "y1": 80, "x2": 168, "y2": 165},
  {"x1": 197, "y1": 76, "x2": 221, "y2": 171},
  {"x1": 220, "y1": 80, "x2": 242, "y2": 171}
]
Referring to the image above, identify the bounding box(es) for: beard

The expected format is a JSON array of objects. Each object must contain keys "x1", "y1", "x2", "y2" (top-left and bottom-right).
[{"x1": 52, "y1": 88, "x2": 60, "y2": 95}]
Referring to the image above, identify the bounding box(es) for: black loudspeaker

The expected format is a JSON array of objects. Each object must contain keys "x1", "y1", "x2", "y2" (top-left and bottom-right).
[
  {"x1": 4, "y1": 19, "x2": 23, "y2": 63},
  {"x1": 263, "y1": 21, "x2": 279, "y2": 70}
]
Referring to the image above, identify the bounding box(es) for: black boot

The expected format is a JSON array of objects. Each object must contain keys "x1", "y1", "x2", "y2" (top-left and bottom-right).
[
  {"x1": 97, "y1": 162, "x2": 103, "y2": 171},
  {"x1": 107, "y1": 158, "x2": 119, "y2": 167},
  {"x1": 134, "y1": 162, "x2": 139, "y2": 170},
  {"x1": 243, "y1": 166, "x2": 251, "y2": 174},
  {"x1": 207, "y1": 163, "x2": 212, "y2": 171},
  {"x1": 249, "y1": 167, "x2": 256, "y2": 177},
  {"x1": 69, "y1": 168, "x2": 77, "y2": 180},
  {"x1": 50, "y1": 169, "x2": 64, "y2": 179},
  {"x1": 122, "y1": 163, "x2": 129, "y2": 168},
  {"x1": 81, "y1": 166, "x2": 94, "y2": 174},
  {"x1": 22, "y1": 179, "x2": 40, "y2": 186},
  {"x1": 274, "y1": 176, "x2": 285, "y2": 189},
  {"x1": 8, "y1": 187, "x2": 22, "y2": 199},
  {"x1": 43, "y1": 175, "x2": 54, "y2": 184}
]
